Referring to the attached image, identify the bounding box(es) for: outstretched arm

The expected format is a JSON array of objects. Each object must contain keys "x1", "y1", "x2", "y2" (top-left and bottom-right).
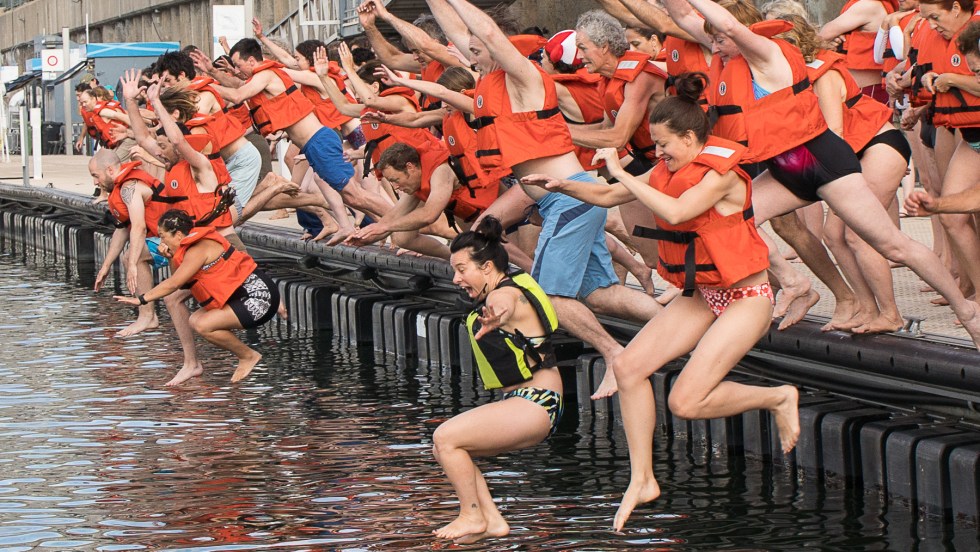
[
  {"x1": 358, "y1": 1, "x2": 422, "y2": 72},
  {"x1": 687, "y1": 0, "x2": 780, "y2": 68},
  {"x1": 819, "y1": 0, "x2": 885, "y2": 41},
  {"x1": 596, "y1": 148, "x2": 738, "y2": 224},
  {"x1": 190, "y1": 50, "x2": 246, "y2": 88},
  {"x1": 252, "y1": 18, "x2": 301, "y2": 68},
  {"x1": 362, "y1": 108, "x2": 448, "y2": 128},
  {"x1": 120, "y1": 69, "x2": 165, "y2": 158},
  {"x1": 339, "y1": 43, "x2": 414, "y2": 112},
  {"x1": 116, "y1": 245, "x2": 209, "y2": 305},
  {"x1": 520, "y1": 172, "x2": 636, "y2": 207},
  {"x1": 662, "y1": 0, "x2": 713, "y2": 47},
  {"x1": 423, "y1": 0, "x2": 473, "y2": 59},
  {"x1": 314, "y1": 46, "x2": 366, "y2": 117},
  {"x1": 621, "y1": 0, "x2": 703, "y2": 43},
  {"x1": 371, "y1": 0, "x2": 467, "y2": 69},
  {"x1": 378, "y1": 65, "x2": 475, "y2": 112},
  {"x1": 570, "y1": 72, "x2": 662, "y2": 148},
  {"x1": 434, "y1": 0, "x2": 540, "y2": 89},
  {"x1": 148, "y1": 84, "x2": 213, "y2": 180}
]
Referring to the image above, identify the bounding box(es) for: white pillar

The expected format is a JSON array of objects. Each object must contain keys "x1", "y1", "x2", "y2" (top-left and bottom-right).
[
  {"x1": 30, "y1": 107, "x2": 43, "y2": 182},
  {"x1": 63, "y1": 26, "x2": 73, "y2": 157}
]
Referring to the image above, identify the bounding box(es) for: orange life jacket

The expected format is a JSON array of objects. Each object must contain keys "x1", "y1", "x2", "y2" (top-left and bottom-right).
[
  {"x1": 300, "y1": 66, "x2": 354, "y2": 130},
  {"x1": 807, "y1": 50, "x2": 893, "y2": 152},
  {"x1": 838, "y1": 0, "x2": 897, "y2": 70},
  {"x1": 173, "y1": 227, "x2": 257, "y2": 310},
  {"x1": 177, "y1": 126, "x2": 233, "y2": 188},
  {"x1": 245, "y1": 60, "x2": 314, "y2": 136},
  {"x1": 552, "y1": 71, "x2": 607, "y2": 170},
  {"x1": 91, "y1": 100, "x2": 129, "y2": 148},
  {"x1": 106, "y1": 161, "x2": 180, "y2": 237},
  {"x1": 908, "y1": 16, "x2": 938, "y2": 106},
  {"x1": 80, "y1": 107, "x2": 99, "y2": 139},
  {"x1": 633, "y1": 137, "x2": 769, "y2": 295},
  {"x1": 442, "y1": 105, "x2": 510, "y2": 191},
  {"x1": 162, "y1": 158, "x2": 234, "y2": 229},
  {"x1": 664, "y1": 36, "x2": 711, "y2": 100},
  {"x1": 411, "y1": 143, "x2": 493, "y2": 224},
  {"x1": 510, "y1": 34, "x2": 548, "y2": 58},
  {"x1": 931, "y1": 13, "x2": 980, "y2": 129},
  {"x1": 360, "y1": 86, "x2": 443, "y2": 176},
  {"x1": 419, "y1": 60, "x2": 446, "y2": 110},
  {"x1": 472, "y1": 66, "x2": 575, "y2": 171},
  {"x1": 708, "y1": 20, "x2": 828, "y2": 163},
  {"x1": 185, "y1": 76, "x2": 247, "y2": 150},
  {"x1": 224, "y1": 102, "x2": 254, "y2": 131},
  {"x1": 600, "y1": 50, "x2": 669, "y2": 162}
]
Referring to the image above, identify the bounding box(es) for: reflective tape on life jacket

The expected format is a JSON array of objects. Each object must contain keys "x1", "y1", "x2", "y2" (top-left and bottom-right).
[{"x1": 601, "y1": 50, "x2": 669, "y2": 162}]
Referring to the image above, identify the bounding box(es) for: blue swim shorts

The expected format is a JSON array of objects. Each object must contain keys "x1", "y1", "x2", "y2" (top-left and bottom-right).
[
  {"x1": 530, "y1": 172, "x2": 618, "y2": 299},
  {"x1": 301, "y1": 127, "x2": 355, "y2": 192},
  {"x1": 144, "y1": 237, "x2": 169, "y2": 269}
]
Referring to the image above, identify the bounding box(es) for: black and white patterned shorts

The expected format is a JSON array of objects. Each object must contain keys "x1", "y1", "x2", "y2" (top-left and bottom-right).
[{"x1": 227, "y1": 269, "x2": 279, "y2": 329}]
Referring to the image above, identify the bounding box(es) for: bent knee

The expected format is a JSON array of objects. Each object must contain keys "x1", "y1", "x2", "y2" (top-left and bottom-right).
[
  {"x1": 667, "y1": 394, "x2": 699, "y2": 420},
  {"x1": 938, "y1": 212, "x2": 972, "y2": 230}
]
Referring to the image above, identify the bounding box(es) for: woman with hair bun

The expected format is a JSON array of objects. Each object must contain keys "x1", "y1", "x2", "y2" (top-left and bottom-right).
[
  {"x1": 526, "y1": 73, "x2": 801, "y2": 531},
  {"x1": 115, "y1": 209, "x2": 280, "y2": 386},
  {"x1": 431, "y1": 215, "x2": 562, "y2": 544}
]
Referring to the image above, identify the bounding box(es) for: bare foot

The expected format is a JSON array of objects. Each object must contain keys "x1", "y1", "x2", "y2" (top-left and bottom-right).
[
  {"x1": 453, "y1": 515, "x2": 509, "y2": 544},
  {"x1": 433, "y1": 514, "x2": 487, "y2": 541},
  {"x1": 311, "y1": 225, "x2": 337, "y2": 242},
  {"x1": 852, "y1": 314, "x2": 904, "y2": 335},
  {"x1": 269, "y1": 208, "x2": 290, "y2": 220},
  {"x1": 782, "y1": 248, "x2": 799, "y2": 261},
  {"x1": 930, "y1": 295, "x2": 950, "y2": 306},
  {"x1": 299, "y1": 232, "x2": 313, "y2": 241},
  {"x1": 820, "y1": 302, "x2": 879, "y2": 332},
  {"x1": 771, "y1": 385, "x2": 800, "y2": 453},
  {"x1": 633, "y1": 267, "x2": 655, "y2": 296},
  {"x1": 115, "y1": 315, "x2": 160, "y2": 338},
  {"x1": 613, "y1": 477, "x2": 661, "y2": 531},
  {"x1": 919, "y1": 285, "x2": 935, "y2": 293},
  {"x1": 656, "y1": 286, "x2": 682, "y2": 306},
  {"x1": 591, "y1": 363, "x2": 618, "y2": 400},
  {"x1": 277, "y1": 301, "x2": 288, "y2": 320},
  {"x1": 954, "y1": 302, "x2": 980, "y2": 352},
  {"x1": 165, "y1": 362, "x2": 204, "y2": 387},
  {"x1": 231, "y1": 351, "x2": 262, "y2": 383},
  {"x1": 773, "y1": 279, "x2": 814, "y2": 318},
  {"x1": 776, "y1": 289, "x2": 820, "y2": 331},
  {"x1": 820, "y1": 298, "x2": 866, "y2": 332}
]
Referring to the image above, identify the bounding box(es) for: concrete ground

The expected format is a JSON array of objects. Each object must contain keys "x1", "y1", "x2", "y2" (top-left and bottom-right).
[{"x1": 0, "y1": 153, "x2": 970, "y2": 345}]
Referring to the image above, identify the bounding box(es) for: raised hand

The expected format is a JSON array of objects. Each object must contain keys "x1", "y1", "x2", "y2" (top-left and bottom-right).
[
  {"x1": 338, "y1": 42, "x2": 356, "y2": 72},
  {"x1": 252, "y1": 17, "x2": 264, "y2": 38},
  {"x1": 119, "y1": 68, "x2": 144, "y2": 101},
  {"x1": 313, "y1": 45, "x2": 331, "y2": 76},
  {"x1": 473, "y1": 304, "x2": 507, "y2": 340},
  {"x1": 592, "y1": 148, "x2": 622, "y2": 171},
  {"x1": 190, "y1": 50, "x2": 216, "y2": 76}
]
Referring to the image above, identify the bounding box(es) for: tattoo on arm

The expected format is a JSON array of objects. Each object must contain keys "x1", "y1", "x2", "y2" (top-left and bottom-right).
[{"x1": 120, "y1": 185, "x2": 135, "y2": 205}]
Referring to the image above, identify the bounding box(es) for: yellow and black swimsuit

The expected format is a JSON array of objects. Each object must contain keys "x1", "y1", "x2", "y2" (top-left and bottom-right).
[{"x1": 465, "y1": 270, "x2": 559, "y2": 390}]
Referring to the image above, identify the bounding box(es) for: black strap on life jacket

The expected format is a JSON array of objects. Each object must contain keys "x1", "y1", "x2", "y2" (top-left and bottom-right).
[
  {"x1": 150, "y1": 181, "x2": 188, "y2": 205},
  {"x1": 844, "y1": 94, "x2": 863, "y2": 109},
  {"x1": 933, "y1": 88, "x2": 980, "y2": 114},
  {"x1": 632, "y1": 206, "x2": 754, "y2": 296},
  {"x1": 362, "y1": 133, "x2": 391, "y2": 174},
  {"x1": 469, "y1": 106, "x2": 562, "y2": 130},
  {"x1": 446, "y1": 155, "x2": 478, "y2": 198},
  {"x1": 194, "y1": 187, "x2": 237, "y2": 227}
]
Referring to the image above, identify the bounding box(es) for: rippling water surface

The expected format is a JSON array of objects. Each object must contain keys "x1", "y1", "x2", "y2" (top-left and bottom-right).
[{"x1": 0, "y1": 239, "x2": 976, "y2": 551}]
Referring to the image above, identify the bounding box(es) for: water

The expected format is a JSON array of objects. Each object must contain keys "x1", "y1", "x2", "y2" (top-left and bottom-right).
[{"x1": 0, "y1": 241, "x2": 977, "y2": 550}]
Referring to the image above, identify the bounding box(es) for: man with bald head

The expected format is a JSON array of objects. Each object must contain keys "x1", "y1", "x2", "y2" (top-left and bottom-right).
[{"x1": 89, "y1": 148, "x2": 171, "y2": 337}]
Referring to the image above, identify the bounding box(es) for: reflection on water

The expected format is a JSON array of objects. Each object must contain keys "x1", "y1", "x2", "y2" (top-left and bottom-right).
[{"x1": 0, "y1": 242, "x2": 976, "y2": 551}]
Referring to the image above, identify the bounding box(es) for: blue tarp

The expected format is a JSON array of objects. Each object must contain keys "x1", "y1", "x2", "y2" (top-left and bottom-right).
[{"x1": 85, "y1": 42, "x2": 181, "y2": 58}]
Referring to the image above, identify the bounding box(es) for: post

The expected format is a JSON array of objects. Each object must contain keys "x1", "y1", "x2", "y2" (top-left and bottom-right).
[
  {"x1": 63, "y1": 26, "x2": 73, "y2": 156},
  {"x1": 30, "y1": 107, "x2": 43, "y2": 182},
  {"x1": 20, "y1": 106, "x2": 28, "y2": 187},
  {"x1": 245, "y1": 0, "x2": 255, "y2": 36}
]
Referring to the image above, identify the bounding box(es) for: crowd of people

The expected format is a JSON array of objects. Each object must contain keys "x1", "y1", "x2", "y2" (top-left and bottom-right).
[{"x1": 77, "y1": 0, "x2": 980, "y2": 541}]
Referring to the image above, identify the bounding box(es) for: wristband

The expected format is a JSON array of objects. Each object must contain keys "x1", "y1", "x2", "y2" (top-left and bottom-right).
[{"x1": 138, "y1": 294, "x2": 148, "y2": 305}]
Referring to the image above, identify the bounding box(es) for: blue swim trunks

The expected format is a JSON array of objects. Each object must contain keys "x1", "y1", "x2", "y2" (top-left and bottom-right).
[
  {"x1": 301, "y1": 127, "x2": 355, "y2": 192},
  {"x1": 144, "y1": 237, "x2": 169, "y2": 269},
  {"x1": 530, "y1": 172, "x2": 618, "y2": 299}
]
